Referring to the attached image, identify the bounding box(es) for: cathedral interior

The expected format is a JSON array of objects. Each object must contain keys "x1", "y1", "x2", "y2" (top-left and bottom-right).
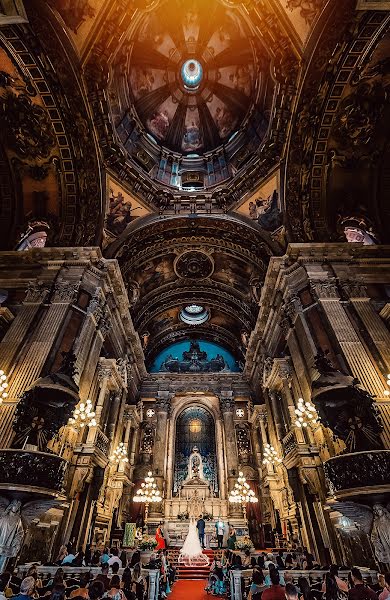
[{"x1": 0, "y1": 0, "x2": 390, "y2": 598}]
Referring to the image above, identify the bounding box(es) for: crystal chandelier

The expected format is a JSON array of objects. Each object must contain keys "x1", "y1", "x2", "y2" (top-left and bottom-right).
[
  {"x1": 229, "y1": 471, "x2": 258, "y2": 521},
  {"x1": 133, "y1": 471, "x2": 162, "y2": 524},
  {"x1": 294, "y1": 397, "x2": 319, "y2": 428},
  {"x1": 68, "y1": 399, "x2": 97, "y2": 429},
  {"x1": 110, "y1": 441, "x2": 129, "y2": 464},
  {"x1": 263, "y1": 443, "x2": 282, "y2": 465},
  {"x1": 0, "y1": 370, "x2": 8, "y2": 404}
]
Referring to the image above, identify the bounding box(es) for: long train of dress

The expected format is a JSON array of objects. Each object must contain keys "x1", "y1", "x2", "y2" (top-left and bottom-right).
[{"x1": 178, "y1": 519, "x2": 210, "y2": 567}]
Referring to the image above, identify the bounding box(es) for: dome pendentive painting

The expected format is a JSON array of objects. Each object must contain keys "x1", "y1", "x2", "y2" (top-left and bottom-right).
[{"x1": 111, "y1": 0, "x2": 274, "y2": 189}]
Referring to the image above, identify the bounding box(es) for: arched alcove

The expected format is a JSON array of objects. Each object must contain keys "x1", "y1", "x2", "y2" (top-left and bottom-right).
[{"x1": 173, "y1": 406, "x2": 218, "y2": 495}]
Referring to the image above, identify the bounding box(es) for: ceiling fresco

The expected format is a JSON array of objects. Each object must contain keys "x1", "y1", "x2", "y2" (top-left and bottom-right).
[{"x1": 126, "y1": 1, "x2": 257, "y2": 154}]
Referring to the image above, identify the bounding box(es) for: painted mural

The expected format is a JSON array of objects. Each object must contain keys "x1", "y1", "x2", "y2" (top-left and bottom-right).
[
  {"x1": 128, "y1": 0, "x2": 257, "y2": 154},
  {"x1": 235, "y1": 172, "x2": 283, "y2": 234},
  {"x1": 104, "y1": 178, "x2": 151, "y2": 243},
  {"x1": 275, "y1": 0, "x2": 326, "y2": 44},
  {"x1": 48, "y1": 0, "x2": 106, "y2": 53}
]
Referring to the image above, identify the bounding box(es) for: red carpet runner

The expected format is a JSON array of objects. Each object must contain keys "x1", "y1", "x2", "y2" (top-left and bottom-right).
[{"x1": 169, "y1": 580, "x2": 209, "y2": 600}]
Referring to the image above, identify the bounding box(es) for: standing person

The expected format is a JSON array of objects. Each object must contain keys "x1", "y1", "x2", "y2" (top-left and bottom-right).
[
  {"x1": 155, "y1": 523, "x2": 166, "y2": 551},
  {"x1": 106, "y1": 576, "x2": 126, "y2": 600},
  {"x1": 227, "y1": 525, "x2": 237, "y2": 550},
  {"x1": 348, "y1": 568, "x2": 378, "y2": 600},
  {"x1": 285, "y1": 584, "x2": 299, "y2": 600},
  {"x1": 322, "y1": 566, "x2": 349, "y2": 595},
  {"x1": 131, "y1": 563, "x2": 145, "y2": 600},
  {"x1": 276, "y1": 551, "x2": 285, "y2": 569},
  {"x1": 298, "y1": 577, "x2": 315, "y2": 600},
  {"x1": 88, "y1": 581, "x2": 105, "y2": 600},
  {"x1": 95, "y1": 564, "x2": 111, "y2": 592},
  {"x1": 379, "y1": 574, "x2": 390, "y2": 600},
  {"x1": 215, "y1": 519, "x2": 225, "y2": 549},
  {"x1": 84, "y1": 544, "x2": 92, "y2": 567},
  {"x1": 248, "y1": 569, "x2": 266, "y2": 600},
  {"x1": 196, "y1": 515, "x2": 206, "y2": 549}
]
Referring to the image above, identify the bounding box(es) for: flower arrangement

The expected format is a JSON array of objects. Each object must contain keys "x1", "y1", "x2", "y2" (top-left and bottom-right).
[
  {"x1": 177, "y1": 511, "x2": 189, "y2": 521},
  {"x1": 235, "y1": 536, "x2": 254, "y2": 551},
  {"x1": 138, "y1": 535, "x2": 158, "y2": 550}
]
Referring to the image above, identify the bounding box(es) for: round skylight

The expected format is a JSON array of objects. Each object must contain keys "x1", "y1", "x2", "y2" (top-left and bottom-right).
[
  {"x1": 180, "y1": 305, "x2": 209, "y2": 325},
  {"x1": 181, "y1": 59, "x2": 203, "y2": 89}
]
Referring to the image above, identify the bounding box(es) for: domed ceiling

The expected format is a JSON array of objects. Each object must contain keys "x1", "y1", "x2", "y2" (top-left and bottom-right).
[
  {"x1": 128, "y1": 1, "x2": 258, "y2": 154},
  {"x1": 110, "y1": 0, "x2": 275, "y2": 191}
]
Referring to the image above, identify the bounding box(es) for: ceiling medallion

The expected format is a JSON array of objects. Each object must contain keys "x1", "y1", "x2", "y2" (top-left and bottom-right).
[
  {"x1": 180, "y1": 304, "x2": 210, "y2": 325},
  {"x1": 174, "y1": 250, "x2": 214, "y2": 280},
  {"x1": 181, "y1": 59, "x2": 203, "y2": 90}
]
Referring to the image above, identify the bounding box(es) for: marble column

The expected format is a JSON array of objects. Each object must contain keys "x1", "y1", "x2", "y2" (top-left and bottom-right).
[{"x1": 219, "y1": 391, "x2": 239, "y2": 506}]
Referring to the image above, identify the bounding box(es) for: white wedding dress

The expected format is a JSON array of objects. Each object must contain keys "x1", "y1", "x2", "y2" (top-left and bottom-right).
[{"x1": 179, "y1": 518, "x2": 209, "y2": 567}]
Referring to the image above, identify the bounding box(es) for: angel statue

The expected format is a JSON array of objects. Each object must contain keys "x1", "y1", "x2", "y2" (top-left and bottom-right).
[
  {"x1": 332, "y1": 501, "x2": 390, "y2": 566},
  {"x1": 0, "y1": 497, "x2": 57, "y2": 573}
]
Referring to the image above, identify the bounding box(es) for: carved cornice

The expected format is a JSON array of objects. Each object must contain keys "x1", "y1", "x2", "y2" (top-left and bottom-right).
[{"x1": 310, "y1": 279, "x2": 339, "y2": 300}]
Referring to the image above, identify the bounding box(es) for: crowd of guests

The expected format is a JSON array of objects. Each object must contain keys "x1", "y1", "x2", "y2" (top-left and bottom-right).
[
  {"x1": 0, "y1": 547, "x2": 175, "y2": 600},
  {"x1": 217, "y1": 550, "x2": 390, "y2": 600}
]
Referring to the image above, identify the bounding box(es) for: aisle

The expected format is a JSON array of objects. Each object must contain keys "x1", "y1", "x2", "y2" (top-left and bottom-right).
[{"x1": 168, "y1": 580, "x2": 209, "y2": 600}]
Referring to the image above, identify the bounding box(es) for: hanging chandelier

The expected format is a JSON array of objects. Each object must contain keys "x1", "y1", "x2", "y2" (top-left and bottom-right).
[
  {"x1": 262, "y1": 443, "x2": 282, "y2": 465},
  {"x1": 294, "y1": 397, "x2": 319, "y2": 428},
  {"x1": 68, "y1": 399, "x2": 97, "y2": 429},
  {"x1": 229, "y1": 471, "x2": 258, "y2": 521},
  {"x1": 110, "y1": 441, "x2": 129, "y2": 464}
]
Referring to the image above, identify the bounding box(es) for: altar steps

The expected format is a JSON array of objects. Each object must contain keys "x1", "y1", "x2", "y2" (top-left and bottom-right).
[{"x1": 170, "y1": 549, "x2": 215, "y2": 580}]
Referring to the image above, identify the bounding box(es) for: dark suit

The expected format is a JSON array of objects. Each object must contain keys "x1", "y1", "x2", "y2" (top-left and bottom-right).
[{"x1": 196, "y1": 518, "x2": 206, "y2": 548}]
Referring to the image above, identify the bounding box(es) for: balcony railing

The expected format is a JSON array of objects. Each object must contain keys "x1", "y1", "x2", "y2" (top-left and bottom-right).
[
  {"x1": 324, "y1": 449, "x2": 390, "y2": 497},
  {"x1": 282, "y1": 430, "x2": 297, "y2": 456},
  {"x1": 0, "y1": 449, "x2": 67, "y2": 493},
  {"x1": 95, "y1": 428, "x2": 110, "y2": 455}
]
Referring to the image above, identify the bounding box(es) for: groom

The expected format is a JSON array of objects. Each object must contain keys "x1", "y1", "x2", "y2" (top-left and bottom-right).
[{"x1": 196, "y1": 514, "x2": 206, "y2": 549}]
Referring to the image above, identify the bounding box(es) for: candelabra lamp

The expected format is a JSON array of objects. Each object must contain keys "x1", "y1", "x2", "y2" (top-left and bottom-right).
[
  {"x1": 229, "y1": 471, "x2": 258, "y2": 522},
  {"x1": 133, "y1": 471, "x2": 162, "y2": 524}
]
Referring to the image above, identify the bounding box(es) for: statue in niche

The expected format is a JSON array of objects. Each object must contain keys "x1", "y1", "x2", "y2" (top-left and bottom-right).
[
  {"x1": 186, "y1": 447, "x2": 206, "y2": 482},
  {"x1": 332, "y1": 501, "x2": 390, "y2": 566},
  {"x1": 0, "y1": 498, "x2": 56, "y2": 574}
]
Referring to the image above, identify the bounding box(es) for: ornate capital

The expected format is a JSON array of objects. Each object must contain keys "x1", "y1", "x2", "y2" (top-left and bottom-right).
[
  {"x1": 310, "y1": 279, "x2": 339, "y2": 300},
  {"x1": 219, "y1": 391, "x2": 235, "y2": 413},
  {"x1": 284, "y1": 293, "x2": 303, "y2": 321},
  {"x1": 340, "y1": 280, "x2": 368, "y2": 299},
  {"x1": 155, "y1": 390, "x2": 173, "y2": 412},
  {"x1": 24, "y1": 281, "x2": 50, "y2": 303},
  {"x1": 97, "y1": 363, "x2": 113, "y2": 383},
  {"x1": 87, "y1": 287, "x2": 105, "y2": 319},
  {"x1": 53, "y1": 281, "x2": 80, "y2": 303}
]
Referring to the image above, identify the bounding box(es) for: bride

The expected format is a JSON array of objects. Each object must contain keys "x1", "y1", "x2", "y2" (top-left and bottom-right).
[{"x1": 179, "y1": 518, "x2": 209, "y2": 567}]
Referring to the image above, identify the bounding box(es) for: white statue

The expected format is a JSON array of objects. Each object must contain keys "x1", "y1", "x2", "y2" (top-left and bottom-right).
[
  {"x1": 333, "y1": 501, "x2": 390, "y2": 566},
  {"x1": 0, "y1": 497, "x2": 58, "y2": 573},
  {"x1": 186, "y1": 447, "x2": 205, "y2": 481}
]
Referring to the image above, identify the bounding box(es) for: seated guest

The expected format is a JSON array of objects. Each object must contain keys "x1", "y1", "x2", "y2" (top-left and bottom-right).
[
  {"x1": 251, "y1": 557, "x2": 258, "y2": 569},
  {"x1": 262, "y1": 570, "x2": 286, "y2": 600},
  {"x1": 95, "y1": 564, "x2": 111, "y2": 592},
  {"x1": 61, "y1": 551, "x2": 75, "y2": 565},
  {"x1": 69, "y1": 575, "x2": 90, "y2": 599},
  {"x1": 0, "y1": 573, "x2": 11, "y2": 600},
  {"x1": 285, "y1": 583, "x2": 299, "y2": 600},
  {"x1": 26, "y1": 567, "x2": 42, "y2": 592},
  {"x1": 91, "y1": 551, "x2": 101, "y2": 566},
  {"x1": 348, "y1": 568, "x2": 377, "y2": 600},
  {"x1": 129, "y1": 551, "x2": 141, "y2": 568},
  {"x1": 13, "y1": 577, "x2": 35, "y2": 600},
  {"x1": 106, "y1": 576, "x2": 125, "y2": 600},
  {"x1": 230, "y1": 555, "x2": 243, "y2": 570},
  {"x1": 48, "y1": 585, "x2": 66, "y2": 600},
  {"x1": 248, "y1": 569, "x2": 266, "y2": 600},
  {"x1": 265, "y1": 565, "x2": 285, "y2": 587},
  {"x1": 276, "y1": 551, "x2": 285, "y2": 570},
  {"x1": 298, "y1": 577, "x2": 315, "y2": 600},
  {"x1": 55, "y1": 546, "x2": 68, "y2": 565},
  {"x1": 243, "y1": 550, "x2": 252, "y2": 569},
  {"x1": 88, "y1": 581, "x2": 105, "y2": 600},
  {"x1": 265, "y1": 554, "x2": 276, "y2": 568},
  {"x1": 258, "y1": 554, "x2": 266, "y2": 569},
  {"x1": 111, "y1": 563, "x2": 120, "y2": 576},
  {"x1": 100, "y1": 548, "x2": 110, "y2": 565},
  {"x1": 108, "y1": 548, "x2": 122, "y2": 569},
  {"x1": 322, "y1": 566, "x2": 348, "y2": 595},
  {"x1": 285, "y1": 555, "x2": 294, "y2": 569},
  {"x1": 72, "y1": 548, "x2": 85, "y2": 567},
  {"x1": 379, "y1": 574, "x2": 390, "y2": 600}
]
